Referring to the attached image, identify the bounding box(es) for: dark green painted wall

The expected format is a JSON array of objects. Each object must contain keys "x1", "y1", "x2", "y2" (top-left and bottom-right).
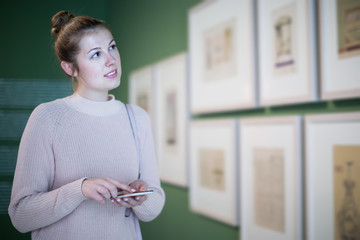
[
  {"x1": 109, "y1": 0, "x2": 203, "y2": 103},
  {"x1": 0, "y1": 0, "x2": 109, "y2": 79},
  {"x1": 107, "y1": 1, "x2": 360, "y2": 240},
  {"x1": 108, "y1": 1, "x2": 239, "y2": 239},
  {"x1": 1, "y1": 0, "x2": 360, "y2": 239},
  {"x1": 1, "y1": 1, "x2": 108, "y2": 239}
]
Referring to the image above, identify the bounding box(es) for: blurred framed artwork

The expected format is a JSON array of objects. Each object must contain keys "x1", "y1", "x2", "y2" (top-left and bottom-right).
[
  {"x1": 257, "y1": 0, "x2": 318, "y2": 106},
  {"x1": 319, "y1": 0, "x2": 360, "y2": 100},
  {"x1": 239, "y1": 116, "x2": 303, "y2": 240},
  {"x1": 305, "y1": 112, "x2": 360, "y2": 240},
  {"x1": 129, "y1": 66, "x2": 156, "y2": 126},
  {"x1": 188, "y1": 0, "x2": 257, "y2": 114},
  {"x1": 189, "y1": 119, "x2": 238, "y2": 226},
  {"x1": 154, "y1": 52, "x2": 188, "y2": 187}
]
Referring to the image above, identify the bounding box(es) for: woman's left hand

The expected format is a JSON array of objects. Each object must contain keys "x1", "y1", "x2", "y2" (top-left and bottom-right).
[{"x1": 111, "y1": 180, "x2": 149, "y2": 208}]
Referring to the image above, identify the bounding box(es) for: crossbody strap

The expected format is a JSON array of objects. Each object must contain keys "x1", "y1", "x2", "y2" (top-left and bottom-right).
[
  {"x1": 124, "y1": 104, "x2": 143, "y2": 240},
  {"x1": 125, "y1": 104, "x2": 141, "y2": 180}
]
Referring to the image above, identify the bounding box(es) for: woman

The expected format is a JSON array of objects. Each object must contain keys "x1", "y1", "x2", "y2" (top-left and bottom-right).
[{"x1": 8, "y1": 10, "x2": 165, "y2": 240}]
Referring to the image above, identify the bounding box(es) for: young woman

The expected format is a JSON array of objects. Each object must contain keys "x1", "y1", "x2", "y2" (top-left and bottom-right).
[{"x1": 8, "y1": 10, "x2": 165, "y2": 240}]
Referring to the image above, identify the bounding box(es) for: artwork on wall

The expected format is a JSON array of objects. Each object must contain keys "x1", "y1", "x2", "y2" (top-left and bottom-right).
[
  {"x1": 189, "y1": 0, "x2": 256, "y2": 113},
  {"x1": 337, "y1": 1, "x2": 360, "y2": 59},
  {"x1": 189, "y1": 119, "x2": 238, "y2": 226},
  {"x1": 199, "y1": 148, "x2": 226, "y2": 192},
  {"x1": 153, "y1": 53, "x2": 188, "y2": 187},
  {"x1": 203, "y1": 17, "x2": 237, "y2": 82},
  {"x1": 239, "y1": 116, "x2": 302, "y2": 240},
  {"x1": 272, "y1": 2, "x2": 297, "y2": 76},
  {"x1": 129, "y1": 66, "x2": 156, "y2": 128},
  {"x1": 333, "y1": 145, "x2": 360, "y2": 240},
  {"x1": 164, "y1": 90, "x2": 177, "y2": 152},
  {"x1": 253, "y1": 148, "x2": 285, "y2": 233},
  {"x1": 305, "y1": 112, "x2": 360, "y2": 240},
  {"x1": 257, "y1": 0, "x2": 317, "y2": 106},
  {"x1": 319, "y1": 0, "x2": 360, "y2": 100}
]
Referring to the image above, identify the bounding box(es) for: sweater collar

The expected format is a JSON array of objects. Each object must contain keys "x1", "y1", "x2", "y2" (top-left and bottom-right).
[{"x1": 64, "y1": 93, "x2": 122, "y2": 116}]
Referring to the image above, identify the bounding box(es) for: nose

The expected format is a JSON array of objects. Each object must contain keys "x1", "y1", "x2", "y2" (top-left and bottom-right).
[{"x1": 105, "y1": 53, "x2": 116, "y2": 67}]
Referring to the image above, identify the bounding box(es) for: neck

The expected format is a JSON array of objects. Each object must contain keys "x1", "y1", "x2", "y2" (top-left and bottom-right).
[
  {"x1": 75, "y1": 89, "x2": 109, "y2": 102},
  {"x1": 64, "y1": 93, "x2": 119, "y2": 116}
]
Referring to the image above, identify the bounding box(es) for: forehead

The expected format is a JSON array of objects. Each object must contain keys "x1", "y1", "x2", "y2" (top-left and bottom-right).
[{"x1": 78, "y1": 28, "x2": 114, "y2": 51}]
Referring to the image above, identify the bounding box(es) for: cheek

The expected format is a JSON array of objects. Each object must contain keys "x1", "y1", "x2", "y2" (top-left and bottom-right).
[
  {"x1": 79, "y1": 61, "x2": 99, "y2": 74},
  {"x1": 115, "y1": 51, "x2": 121, "y2": 65},
  {"x1": 117, "y1": 55, "x2": 122, "y2": 74}
]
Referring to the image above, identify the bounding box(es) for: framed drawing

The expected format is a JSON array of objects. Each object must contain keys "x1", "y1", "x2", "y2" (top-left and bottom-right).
[
  {"x1": 319, "y1": 0, "x2": 360, "y2": 100},
  {"x1": 154, "y1": 52, "x2": 188, "y2": 187},
  {"x1": 257, "y1": 0, "x2": 317, "y2": 106},
  {"x1": 239, "y1": 116, "x2": 302, "y2": 240},
  {"x1": 188, "y1": 0, "x2": 257, "y2": 114},
  {"x1": 129, "y1": 65, "x2": 156, "y2": 126},
  {"x1": 189, "y1": 119, "x2": 238, "y2": 226},
  {"x1": 305, "y1": 112, "x2": 360, "y2": 240}
]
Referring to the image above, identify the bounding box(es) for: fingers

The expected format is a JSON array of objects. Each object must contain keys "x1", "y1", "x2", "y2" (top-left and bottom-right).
[
  {"x1": 129, "y1": 180, "x2": 148, "y2": 192},
  {"x1": 105, "y1": 177, "x2": 135, "y2": 194},
  {"x1": 81, "y1": 178, "x2": 149, "y2": 207},
  {"x1": 111, "y1": 198, "x2": 132, "y2": 208},
  {"x1": 82, "y1": 178, "x2": 135, "y2": 204},
  {"x1": 111, "y1": 195, "x2": 147, "y2": 208}
]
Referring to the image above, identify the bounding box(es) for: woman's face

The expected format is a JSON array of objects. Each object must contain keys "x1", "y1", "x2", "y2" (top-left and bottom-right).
[{"x1": 74, "y1": 27, "x2": 121, "y2": 100}]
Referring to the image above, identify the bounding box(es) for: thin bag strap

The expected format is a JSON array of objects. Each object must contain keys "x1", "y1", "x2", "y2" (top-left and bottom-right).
[
  {"x1": 125, "y1": 104, "x2": 141, "y2": 179},
  {"x1": 124, "y1": 104, "x2": 144, "y2": 240}
]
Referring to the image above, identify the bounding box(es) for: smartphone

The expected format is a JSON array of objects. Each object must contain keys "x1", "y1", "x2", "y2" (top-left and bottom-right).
[{"x1": 117, "y1": 190, "x2": 154, "y2": 198}]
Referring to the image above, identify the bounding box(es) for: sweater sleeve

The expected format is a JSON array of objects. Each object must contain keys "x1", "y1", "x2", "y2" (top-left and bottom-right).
[
  {"x1": 131, "y1": 106, "x2": 165, "y2": 222},
  {"x1": 8, "y1": 104, "x2": 87, "y2": 233}
]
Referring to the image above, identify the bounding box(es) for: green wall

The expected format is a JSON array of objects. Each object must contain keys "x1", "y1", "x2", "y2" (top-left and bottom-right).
[
  {"x1": 108, "y1": 1, "x2": 240, "y2": 239},
  {"x1": 109, "y1": 0, "x2": 203, "y2": 103},
  {"x1": 108, "y1": 1, "x2": 360, "y2": 240},
  {"x1": 1, "y1": 0, "x2": 360, "y2": 239},
  {"x1": 0, "y1": 0, "x2": 109, "y2": 79},
  {"x1": 1, "y1": 1, "x2": 109, "y2": 239}
]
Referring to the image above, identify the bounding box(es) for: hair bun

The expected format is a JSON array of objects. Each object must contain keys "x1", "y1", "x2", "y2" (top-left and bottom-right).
[{"x1": 51, "y1": 11, "x2": 75, "y2": 38}]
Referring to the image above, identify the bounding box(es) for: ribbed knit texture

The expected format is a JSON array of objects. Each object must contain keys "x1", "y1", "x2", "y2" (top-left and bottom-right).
[{"x1": 8, "y1": 93, "x2": 165, "y2": 240}]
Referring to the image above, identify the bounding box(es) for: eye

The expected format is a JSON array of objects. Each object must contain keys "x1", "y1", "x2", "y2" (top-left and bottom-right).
[
  {"x1": 91, "y1": 51, "x2": 101, "y2": 59},
  {"x1": 109, "y1": 44, "x2": 117, "y2": 51}
]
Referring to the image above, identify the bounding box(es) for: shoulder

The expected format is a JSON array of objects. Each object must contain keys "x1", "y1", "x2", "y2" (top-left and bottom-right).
[
  {"x1": 29, "y1": 98, "x2": 70, "y2": 125},
  {"x1": 125, "y1": 104, "x2": 152, "y2": 129},
  {"x1": 130, "y1": 105, "x2": 150, "y2": 121}
]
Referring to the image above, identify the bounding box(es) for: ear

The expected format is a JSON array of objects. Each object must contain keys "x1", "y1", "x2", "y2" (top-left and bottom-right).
[{"x1": 60, "y1": 61, "x2": 78, "y2": 77}]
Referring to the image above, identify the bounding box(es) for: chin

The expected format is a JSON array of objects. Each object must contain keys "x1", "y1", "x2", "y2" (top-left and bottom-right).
[{"x1": 109, "y1": 79, "x2": 121, "y2": 90}]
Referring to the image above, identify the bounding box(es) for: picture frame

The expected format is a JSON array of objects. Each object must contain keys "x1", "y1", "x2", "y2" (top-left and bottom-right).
[
  {"x1": 188, "y1": 0, "x2": 257, "y2": 114},
  {"x1": 319, "y1": 0, "x2": 360, "y2": 100},
  {"x1": 128, "y1": 65, "x2": 156, "y2": 127},
  {"x1": 153, "y1": 52, "x2": 188, "y2": 187},
  {"x1": 257, "y1": 0, "x2": 317, "y2": 106},
  {"x1": 305, "y1": 112, "x2": 360, "y2": 240},
  {"x1": 239, "y1": 116, "x2": 303, "y2": 240},
  {"x1": 189, "y1": 119, "x2": 238, "y2": 226}
]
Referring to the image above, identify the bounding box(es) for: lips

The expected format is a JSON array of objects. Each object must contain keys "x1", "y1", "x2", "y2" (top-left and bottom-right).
[{"x1": 104, "y1": 69, "x2": 118, "y2": 78}]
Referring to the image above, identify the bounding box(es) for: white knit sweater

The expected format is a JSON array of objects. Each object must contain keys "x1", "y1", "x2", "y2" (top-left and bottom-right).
[{"x1": 8, "y1": 93, "x2": 165, "y2": 240}]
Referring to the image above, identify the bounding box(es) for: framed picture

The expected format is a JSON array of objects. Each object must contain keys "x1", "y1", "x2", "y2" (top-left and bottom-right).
[
  {"x1": 319, "y1": 0, "x2": 360, "y2": 100},
  {"x1": 239, "y1": 116, "x2": 303, "y2": 240},
  {"x1": 257, "y1": 0, "x2": 317, "y2": 106},
  {"x1": 189, "y1": 119, "x2": 238, "y2": 226},
  {"x1": 129, "y1": 65, "x2": 156, "y2": 126},
  {"x1": 305, "y1": 112, "x2": 360, "y2": 240},
  {"x1": 153, "y1": 52, "x2": 188, "y2": 187},
  {"x1": 188, "y1": 0, "x2": 257, "y2": 114}
]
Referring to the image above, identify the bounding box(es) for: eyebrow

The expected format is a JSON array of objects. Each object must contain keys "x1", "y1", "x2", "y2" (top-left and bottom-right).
[{"x1": 87, "y1": 39, "x2": 115, "y2": 54}]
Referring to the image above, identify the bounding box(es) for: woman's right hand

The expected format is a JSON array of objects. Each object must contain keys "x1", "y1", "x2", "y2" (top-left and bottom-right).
[{"x1": 81, "y1": 177, "x2": 135, "y2": 204}]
